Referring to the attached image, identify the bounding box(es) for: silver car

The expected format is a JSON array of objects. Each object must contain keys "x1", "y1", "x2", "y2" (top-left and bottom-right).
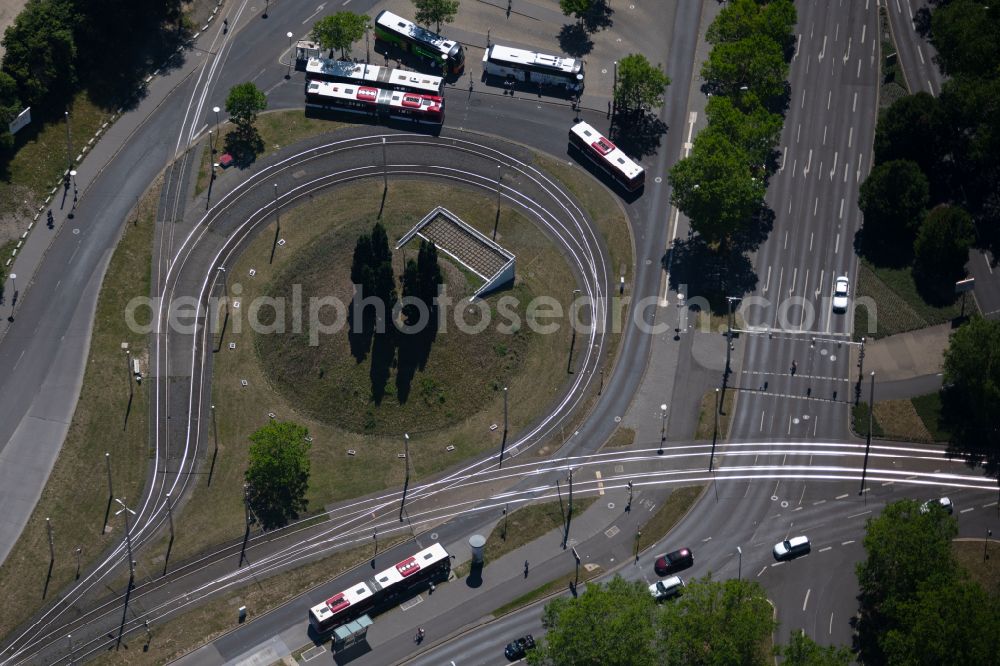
[
  {"x1": 649, "y1": 575, "x2": 684, "y2": 600},
  {"x1": 773, "y1": 535, "x2": 811, "y2": 560},
  {"x1": 832, "y1": 276, "x2": 850, "y2": 312}
]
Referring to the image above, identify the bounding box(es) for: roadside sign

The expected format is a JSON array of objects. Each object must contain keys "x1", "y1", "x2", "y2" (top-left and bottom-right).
[
  {"x1": 8, "y1": 107, "x2": 30, "y2": 135},
  {"x1": 955, "y1": 278, "x2": 976, "y2": 294}
]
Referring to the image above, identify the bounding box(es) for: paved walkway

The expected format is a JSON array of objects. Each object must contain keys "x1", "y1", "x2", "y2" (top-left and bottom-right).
[{"x1": 849, "y1": 323, "x2": 951, "y2": 401}]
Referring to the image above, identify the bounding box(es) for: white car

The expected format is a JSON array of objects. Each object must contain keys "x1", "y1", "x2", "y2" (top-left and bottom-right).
[
  {"x1": 773, "y1": 535, "x2": 811, "y2": 560},
  {"x1": 648, "y1": 575, "x2": 684, "y2": 600},
  {"x1": 920, "y1": 497, "x2": 954, "y2": 514},
  {"x1": 832, "y1": 276, "x2": 850, "y2": 312}
]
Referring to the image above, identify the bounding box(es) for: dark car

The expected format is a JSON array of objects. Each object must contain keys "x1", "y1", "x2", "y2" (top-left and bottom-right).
[
  {"x1": 654, "y1": 547, "x2": 694, "y2": 576},
  {"x1": 505, "y1": 634, "x2": 536, "y2": 660}
]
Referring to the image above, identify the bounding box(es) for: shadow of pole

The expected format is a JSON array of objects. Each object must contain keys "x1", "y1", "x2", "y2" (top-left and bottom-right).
[
  {"x1": 115, "y1": 578, "x2": 134, "y2": 650},
  {"x1": 214, "y1": 309, "x2": 229, "y2": 353},
  {"x1": 123, "y1": 392, "x2": 133, "y2": 431},
  {"x1": 42, "y1": 558, "x2": 54, "y2": 599},
  {"x1": 102, "y1": 495, "x2": 113, "y2": 535},
  {"x1": 269, "y1": 222, "x2": 280, "y2": 265}
]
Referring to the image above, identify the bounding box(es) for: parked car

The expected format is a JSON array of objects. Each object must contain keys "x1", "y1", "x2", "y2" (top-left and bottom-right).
[
  {"x1": 920, "y1": 497, "x2": 953, "y2": 514},
  {"x1": 654, "y1": 547, "x2": 694, "y2": 576},
  {"x1": 648, "y1": 575, "x2": 684, "y2": 601},
  {"x1": 504, "y1": 634, "x2": 536, "y2": 660},
  {"x1": 773, "y1": 535, "x2": 811, "y2": 560},
  {"x1": 832, "y1": 276, "x2": 850, "y2": 312}
]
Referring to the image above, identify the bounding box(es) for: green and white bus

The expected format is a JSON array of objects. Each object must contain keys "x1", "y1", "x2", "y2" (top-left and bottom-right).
[{"x1": 373, "y1": 9, "x2": 465, "y2": 75}]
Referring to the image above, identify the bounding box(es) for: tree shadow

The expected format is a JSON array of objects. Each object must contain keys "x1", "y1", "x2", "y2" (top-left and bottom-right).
[
  {"x1": 582, "y1": 1, "x2": 615, "y2": 32},
  {"x1": 394, "y1": 315, "x2": 438, "y2": 404},
  {"x1": 853, "y1": 226, "x2": 914, "y2": 269},
  {"x1": 347, "y1": 295, "x2": 375, "y2": 363},
  {"x1": 223, "y1": 126, "x2": 264, "y2": 169},
  {"x1": 557, "y1": 23, "x2": 593, "y2": 57},
  {"x1": 369, "y1": 331, "x2": 395, "y2": 405},
  {"x1": 610, "y1": 111, "x2": 668, "y2": 159},
  {"x1": 914, "y1": 270, "x2": 963, "y2": 307},
  {"x1": 665, "y1": 237, "x2": 759, "y2": 314}
]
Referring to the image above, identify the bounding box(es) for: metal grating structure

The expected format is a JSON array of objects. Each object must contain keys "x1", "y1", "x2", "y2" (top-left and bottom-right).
[{"x1": 396, "y1": 206, "x2": 515, "y2": 299}]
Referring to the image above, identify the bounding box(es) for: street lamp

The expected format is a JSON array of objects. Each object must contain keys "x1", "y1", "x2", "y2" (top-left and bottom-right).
[
  {"x1": 634, "y1": 529, "x2": 642, "y2": 563},
  {"x1": 262, "y1": 0, "x2": 269, "y2": 19},
  {"x1": 658, "y1": 403, "x2": 667, "y2": 454},
  {"x1": 737, "y1": 546, "x2": 742, "y2": 580},
  {"x1": 986, "y1": 529, "x2": 993, "y2": 562},
  {"x1": 285, "y1": 32, "x2": 294, "y2": 79}
]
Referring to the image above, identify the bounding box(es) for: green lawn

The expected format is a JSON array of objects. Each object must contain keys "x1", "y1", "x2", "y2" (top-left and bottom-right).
[{"x1": 854, "y1": 260, "x2": 964, "y2": 340}]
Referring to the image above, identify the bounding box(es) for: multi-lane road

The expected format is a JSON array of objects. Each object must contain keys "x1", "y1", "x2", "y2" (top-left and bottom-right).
[{"x1": 1, "y1": 1, "x2": 997, "y2": 665}]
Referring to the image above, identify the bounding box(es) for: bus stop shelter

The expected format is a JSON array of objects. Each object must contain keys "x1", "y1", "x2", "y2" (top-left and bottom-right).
[{"x1": 332, "y1": 614, "x2": 373, "y2": 651}]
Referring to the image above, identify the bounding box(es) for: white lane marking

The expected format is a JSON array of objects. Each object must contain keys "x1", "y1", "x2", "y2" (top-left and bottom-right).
[
  {"x1": 861, "y1": 23, "x2": 867, "y2": 43},
  {"x1": 596, "y1": 470, "x2": 605, "y2": 496},
  {"x1": 829, "y1": 612, "x2": 834, "y2": 635},
  {"x1": 771, "y1": 561, "x2": 785, "y2": 567},
  {"x1": 819, "y1": 546, "x2": 832, "y2": 552},
  {"x1": 917, "y1": 44, "x2": 925, "y2": 65},
  {"x1": 757, "y1": 566, "x2": 768, "y2": 577},
  {"x1": 842, "y1": 540, "x2": 855, "y2": 546},
  {"x1": 819, "y1": 35, "x2": 827, "y2": 61},
  {"x1": 813, "y1": 499, "x2": 826, "y2": 505},
  {"x1": 881, "y1": 480, "x2": 894, "y2": 486},
  {"x1": 763, "y1": 265, "x2": 772, "y2": 293},
  {"x1": 848, "y1": 127, "x2": 853, "y2": 148},
  {"x1": 702, "y1": 536, "x2": 712, "y2": 542},
  {"x1": 835, "y1": 234, "x2": 841, "y2": 254},
  {"x1": 803, "y1": 588, "x2": 811, "y2": 611},
  {"x1": 852, "y1": 91, "x2": 858, "y2": 112},
  {"x1": 303, "y1": 3, "x2": 327, "y2": 24},
  {"x1": 983, "y1": 501, "x2": 998, "y2": 508},
  {"x1": 848, "y1": 510, "x2": 871, "y2": 519},
  {"x1": 835, "y1": 494, "x2": 848, "y2": 500},
  {"x1": 960, "y1": 507, "x2": 974, "y2": 514}
]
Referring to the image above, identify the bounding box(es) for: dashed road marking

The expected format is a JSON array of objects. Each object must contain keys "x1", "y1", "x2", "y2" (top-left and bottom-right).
[
  {"x1": 960, "y1": 507, "x2": 975, "y2": 514},
  {"x1": 842, "y1": 540, "x2": 855, "y2": 546},
  {"x1": 757, "y1": 566, "x2": 768, "y2": 577},
  {"x1": 848, "y1": 510, "x2": 871, "y2": 519},
  {"x1": 813, "y1": 500, "x2": 826, "y2": 505},
  {"x1": 819, "y1": 546, "x2": 832, "y2": 552},
  {"x1": 595, "y1": 470, "x2": 605, "y2": 496},
  {"x1": 803, "y1": 588, "x2": 811, "y2": 611},
  {"x1": 835, "y1": 494, "x2": 848, "y2": 500}
]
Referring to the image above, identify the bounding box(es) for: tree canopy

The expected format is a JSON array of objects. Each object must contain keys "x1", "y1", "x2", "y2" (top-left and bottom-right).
[
  {"x1": 1, "y1": 0, "x2": 78, "y2": 112},
  {"x1": 658, "y1": 576, "x2": 776, "y2": 666},
  {"x1": 940, "y1": 316, "x2": 1000, "y2": 476},
  {"x1": 913, "y1": 204, "x2": 975, "y2": 295},
  {"x1": 777, "y1": 631, "x2": 853, "y2": 666},
  {"x1": 931, "y1": 0, "x2": 1000, "y2": 78},
  {"x1": 528, "y1": 576, "x2": 659, "y2": 666},
  {"x1": 413, "y1": 0, "x2": 460, "y2": 33},
  {"x1": 559, "y1": 0, "x2": 595, "y2": 21},
  {"x1": 669, "y1": 130, "x2": 765, "y2": 246},
  {"x1": 854, "y1": 498, "x2": 1000, "y2": 664},
  {"x1": 245, "y1": 421, "x2": 311, "y2": 529},
  {"x1": 614, "y1": 53, "x2": 670, "y2": 117},
  {"x1": 225, "y1": 82, "x2": 267, "y2": 133},
  {"x1": 704, "y1": 94, "x2": 783, "y2": 169},
  {"x1": 701, "y1": 34, "x2": 788, "y2": 102},
  {"x1": 707, "y1": 0, "x2": 797, "y2": 55},
  {"x1": 857, "y1": 159, "x2": 929, "y2": 263},
  {"x1": 311, "y1": 11, "x2": 370, "y2": 59}
]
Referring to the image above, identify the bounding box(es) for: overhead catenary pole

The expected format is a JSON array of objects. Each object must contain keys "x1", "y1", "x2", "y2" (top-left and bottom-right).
[
  {"x1": 75, "y1": 547, "x2": 82, "y2": 579},
  {"x1": 114, "y1": 498, "x2": 136, "y2": 585},
  {"x1": 709, "y1": 388, "x2": 719, "y2": 472},
  {"x1": 859, "y1": 371, "x2": 875, "y2": 496},
  {"x1": 737, "y1": 545, "x2": 742, "y2": 580},
  {"x1": 499, "y1": 386, "x2": 509, "y2": 469},
  {"x1": 102, "y1": 452, "x2": 113, "y2": 535},
  {"x1": 382, "y1": 138, "x2": 388, "y2": 191},
  {"x1": 399, "y1": 433, "x2": 410, "y2": 522},
  {"x1": 286, "y1": 32, "x2": 294, "y2": 79},
  {"x1": 239, "y1": 483, "x2": 252, "y2": 566},
  {"x1": 65, "y1": 109, "x2": 73, "y2": 173},
  {"x1": 47, "y1": 517, "x2": 54, "y2": 564}
]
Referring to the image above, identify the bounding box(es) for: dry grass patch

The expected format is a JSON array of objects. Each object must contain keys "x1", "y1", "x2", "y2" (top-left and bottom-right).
[
  {"x1": 636, "y1": 485, "x2": 704, "y2": 553},
  {"x1": 953, "y1": 539, "x2": 1000, "y2": 597},
  {"x1": 603, "y1": 426, "x2": 636, "y2": 448},
  {"x1": 453, "y1": 497, "x2": 598, "y2": 580},
  {"x1": 1, "y1": 94, "x2": 112, "y2": 237},
  {"x1": 695, "y1": 389, "x2": 735, "y2": 440},
  {"x1": 155, "y1": 179, "x2": 577, "y2": 565},
  {"x1": 0, "y1": 182, "x2": 156, "y2": 640},
  {"x1": 872, "y1": 399, "x2": 934, "y2": 443}
]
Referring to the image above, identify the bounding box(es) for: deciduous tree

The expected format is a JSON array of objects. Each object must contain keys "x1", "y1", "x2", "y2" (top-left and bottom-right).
[
  {"x1": 931, "y1": 0, "x2": 1000, "y2": 78},
  {"x1": 657, "y1": 576, "x2": 776, "y2": 666},
  {"x1": 311, "y1": 11, "x2": 370, "y2": 59},
  {"x1": 1, "y1": 0, "x2": 78, "y2": 113},
  {"x1": 777, "y1": 631, "x2": 852, "y2": 666},
  {"x1": 225, "y1": 82, "x2": 267, "y2": 134},
  {"x1": 413, "y1": 0, "x2": 460, "y2": 33},
  {"x1": 855, "y1": 499, "x2": 958, "y2": 663},
  {"x1": 669, "y1": 131, "x2": 765, "y2": 246},
  {"x1": 701, "y1": 34, "x2": 787, "y2": 102},
  {"x1": 528, "y1": 576, "x2": 659, "y2": 666},
  {"x1": 559, "y1": 0, "x2": 594, "y2": 22},
  {"x1": 857, "y1": 159, "x2": 929, "y2": 264},
  {"x1": 614, "y1": 53, "x2": 670, "y2": 117},
  {"x1": 245, "y1": 421, "x2": 311, "y2": 529},
  {"x1": 941, "y1": 317, "x2": 1000, "y2": 477},
  {"x1": 704, "y1": 94, "x2": 783, "y2": 170},
  {"x1": 913, "y1": 204, "x2": 975, "y2": 289}
]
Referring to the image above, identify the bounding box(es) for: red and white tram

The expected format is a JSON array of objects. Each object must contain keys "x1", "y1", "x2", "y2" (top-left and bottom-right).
[{"x1": 305, "y1": 79, "x2": 445, "y2": 126}]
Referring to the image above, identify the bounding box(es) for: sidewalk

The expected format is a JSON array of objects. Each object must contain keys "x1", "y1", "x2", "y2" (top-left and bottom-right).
[
  {"x1": 855, "y1": 323, "x2": 950, "y2": 400},
  {"x1": 0, "y1": 0, "x2": 227, "y2": 335}
]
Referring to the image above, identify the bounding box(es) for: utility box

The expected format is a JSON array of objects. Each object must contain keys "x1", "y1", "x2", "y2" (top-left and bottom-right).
[
  {"x1": 469, "y1": 534, "x2": 486, "y2": 563},
  {"x1": 238, "y1": 606, "x2": 247, "y2": 623},
  {"x1": 132, "y1": 358, "x2": 142, "y2": 384}
]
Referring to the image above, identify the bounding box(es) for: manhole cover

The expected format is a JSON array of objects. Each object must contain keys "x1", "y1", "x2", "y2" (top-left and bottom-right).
[
  {"x1": 781, "y1": 500, "x2": 789, "y2": 508},
  {"x1": 614, "y1": 416, "x2": 622, "y2": 422},
  {"x1": 655, "y1": 176, "x2": 662, "y2": 183},
  {"x1": 430, "y1": 532, "x2": 438, "y2": 540},
  {"x1": 607, "y1": 502, "x2": 615, "y2": 510},
  {"x1": 73, "y1": 228, "x2": 80, "y2": 234},
  {"x1": 771, "y1": 495, "x2": 778, "y2": 501}
]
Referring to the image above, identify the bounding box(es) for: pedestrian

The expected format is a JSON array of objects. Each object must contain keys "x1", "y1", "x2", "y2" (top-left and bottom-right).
[{"x1": 791, "y1": 360, "x2": 797, "y2": 375}]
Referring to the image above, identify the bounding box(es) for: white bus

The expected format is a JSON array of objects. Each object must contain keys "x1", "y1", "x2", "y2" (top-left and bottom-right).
[
  {"x1": 483, "y1": 44, "x2": 584, "y2": 93},
  {"x1": 568, "y1": 121, "x2": 645, "y2": 192},
  {"x1": 305, "y1": 58, "x2": 444, "y2": 95}
]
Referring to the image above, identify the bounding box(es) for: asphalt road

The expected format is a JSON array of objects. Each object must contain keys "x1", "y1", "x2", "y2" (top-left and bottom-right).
[
  {"x1": 729, "y1": 0, "x2": 879, "y2": 443},
  {"x1": 2, "y1": 1, "x2": 992, "y2": 664}
]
